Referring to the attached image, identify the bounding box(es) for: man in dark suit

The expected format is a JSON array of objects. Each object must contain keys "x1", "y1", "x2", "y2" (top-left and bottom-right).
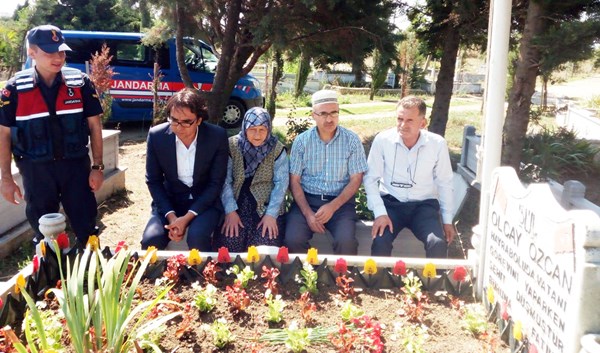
[{"x1": 141, "y1": 88, "x2": 229, "y2": 251}]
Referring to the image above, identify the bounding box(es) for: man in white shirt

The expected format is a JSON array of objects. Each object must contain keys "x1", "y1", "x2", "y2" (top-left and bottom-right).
[{"x1": 364, "y1": 96, "x2": 456, "y2": 258}]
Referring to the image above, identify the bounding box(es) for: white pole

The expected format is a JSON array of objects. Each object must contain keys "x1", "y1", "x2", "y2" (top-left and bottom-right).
[{"x1": 475, "y1": 0, "x2": 512, "y2": 296}]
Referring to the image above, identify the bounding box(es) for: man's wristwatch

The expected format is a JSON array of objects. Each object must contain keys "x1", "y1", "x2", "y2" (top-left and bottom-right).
[{"x1": 91, "y1": 163, "x2": 105, "y2": 171}]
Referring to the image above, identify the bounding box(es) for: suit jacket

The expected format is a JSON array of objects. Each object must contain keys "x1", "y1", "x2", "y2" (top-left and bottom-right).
[{"x1": 145, "y1": 121, "x2": 229, "y2": 217}]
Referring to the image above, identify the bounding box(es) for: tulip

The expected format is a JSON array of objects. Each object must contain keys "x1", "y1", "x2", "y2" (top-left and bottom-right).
[
  {"x1": 513, "y1": 320, "x2": 523, "y2": 341},
  {"x1": 0, "y1": 297, "x2": 3, "y2": 310},
  {"x1": 218, "y1": 247, "x2": 231, "y2": 263},
  {"x1": 501, "y1": 301, "x2": 510, "y2": 321},
  {"x1": 392, "y1": 260, "x2": 407, "y2": 276},
  {"x1": 334, "y1": 258, "x2": 348, "y2": 274},
  {"x1": 364, "y1": 259, "x2": 377, "y2": 275},
  {"x1": 40, "y1": 240, "x2": 46, "y2": 257},
  {"x1": 247, "y1": 246, "x2": 260, "y2": 263},
  {"x1": 115, "y1": 240, "x2": 127, "y2": 253},
  {"x1": 146, "y1": 246, "x2": 158, "y2": 264},
  {"x1": 87, "y1": 235, "x2": 100, "y2": 251},
  {"x1": 487, "y1": 286, "x2": 495, "y2": 305},
  {"x1": 56, "y1": 232, "x2": 69, "y2": 250},
  {"x1": 422, "y1": 263, "x2": 437, "y2": 278},
  {"x1": 528, "y1": 343, "x2": 538, "y2": 353},
  {"x1": 188, "y1": 248, "x2": 202, "y2": 266},
  {"x1": 32, "y1": 255, "x2": 40, "y2": 273},
  {"x1": 15, "y1": 274, "x2": 25, "y2": 294},
  {"x1": 276, "y1": 246, "x2": 289, "y2": 263},
  {"x1": 452, "y1": 266, "x2": 467, "y2": 282},
  {"x1": 306, "y1": 248, "x2": 318, "y2": 265}
]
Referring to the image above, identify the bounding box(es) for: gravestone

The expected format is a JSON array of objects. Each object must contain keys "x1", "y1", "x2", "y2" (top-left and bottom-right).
[{"x1": 482, "y1": 167, "x2": 600, "y2": 353}]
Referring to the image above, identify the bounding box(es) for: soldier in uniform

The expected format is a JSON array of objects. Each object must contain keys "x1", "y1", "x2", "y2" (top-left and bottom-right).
[{"x1": 0, "y1": 25, "x2": 104, "y2": 246}]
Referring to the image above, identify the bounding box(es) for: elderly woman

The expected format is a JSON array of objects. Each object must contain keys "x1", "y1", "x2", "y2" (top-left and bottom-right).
[{"x1": 216, "y1": 107, "x2": 289, "y2": 252}]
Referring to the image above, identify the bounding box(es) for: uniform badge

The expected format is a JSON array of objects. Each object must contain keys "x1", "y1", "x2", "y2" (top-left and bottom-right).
[
  {"x1": 67, "y1": 87, "x2": 74, "y2": 97},
  {"x1": 51, "y1": 30, "x2": 59, "y2": 42},
  {"x1": 0, "y1": 100, "x2": 8, "y2": 107},
  {"x1": 1, "y1": 88, "x2": 10, "y2": 98}
]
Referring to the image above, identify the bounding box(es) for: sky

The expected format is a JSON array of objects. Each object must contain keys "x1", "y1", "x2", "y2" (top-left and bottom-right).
[{"x1": 1, "y1": 0, "x2": 27, "y2": 18}]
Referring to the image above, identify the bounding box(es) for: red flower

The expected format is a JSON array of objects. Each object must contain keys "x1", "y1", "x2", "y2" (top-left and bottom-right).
[
  {"x1": 56, "y1": 232, "x2": 69, "y2": 250},
  {"x1": 452, "y1": 266, "x2": 467, "y2": 282},
  {"x1": 217, "y1": 247, "x2": 231, "y2": 263},
  {"x1": 0, "y1": 297, "x2": 3, "y2": 310},
  {"x1": 115, "y1": 240, "x2": 127, "y2": 253},
  {"x1": 276, "y1": 246, "x2": 289, "y2": 263},
  {"x1": 334, "y1": 258, "x2": 348, "y2": 274},
  {"x1": 501, "y1": 301, "x2": 510, "y2": 321},
  {"x1": 528, "y1": 343, "x2": 538, "y2": 353},
  {"x1": 393, "y1": 260, "x2": 406, "y2": 276},
  {"x1": 32, "y1": 255, "x2": 40, "y2": 273}
]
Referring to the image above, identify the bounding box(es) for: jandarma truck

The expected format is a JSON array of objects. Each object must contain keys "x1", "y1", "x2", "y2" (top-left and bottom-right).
[{"x1": 26, "y1": 30, "x2": 264, "y2": 128}]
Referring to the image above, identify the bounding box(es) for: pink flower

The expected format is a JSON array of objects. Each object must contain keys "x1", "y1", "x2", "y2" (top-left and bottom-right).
[
  {"x1": 218, "y1": 247, "x2": 231, "y2": 263},
  {"x1": 528, "y1": 343, "x2": 538, "y2": 353},
  {"x1": 393, "y1": 260, "x2": 407, "y2": 276},
  {"x1": 32, "y1": 255, "x2": 40, "y2": 273},
  {"x1": 56, "y1": 232, "x2": 69, "y2": 250},
  {"x1": 276, "y1": 246, "x2": 289, "y2": 263},
  {"x1": 501, "y1": 301, "x2": 510, "y2": 321},
  {"x1": 115, "y1": 240, "x2": 127, "y2": 253},
  {"x1": 334, "y1": 258, "x2": 348, "y2": 274},
  {"x1": 453, "y1": 266, "x2": 467, "y2": 282}
]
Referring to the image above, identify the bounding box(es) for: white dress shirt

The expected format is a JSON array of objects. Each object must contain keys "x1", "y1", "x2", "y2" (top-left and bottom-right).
[
  {"x1": 164, "y1": 130, "x2": 199, "y2": 218},
  {"x1": 364, "y1": 128, "x2": 454, "y2": 224}
]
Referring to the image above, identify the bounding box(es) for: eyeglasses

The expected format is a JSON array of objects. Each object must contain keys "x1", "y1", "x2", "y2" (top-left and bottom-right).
[
  {"x1": 313, "y1": 110, "x2": 339, "y2": 118},
  {"x1": 390, "y1": 144, "x2": 419, "y2": 188},
  {"x1": 167, "y1": 116, "x2": 197, "y2": 127}
]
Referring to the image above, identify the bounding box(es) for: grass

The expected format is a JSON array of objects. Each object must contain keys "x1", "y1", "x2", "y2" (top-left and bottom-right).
[{"x1": 0, "y1": 241, "x2": 33, "y2": 281}]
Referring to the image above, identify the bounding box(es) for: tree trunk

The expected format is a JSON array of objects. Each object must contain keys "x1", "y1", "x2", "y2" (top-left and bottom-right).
[
  {"x1": 541, "y1": 76, "x2": 548, "y2": 110},
  {"x1": 428, "y1": 25, "x2": 460, "y2": 136},
  {"x1": 174, "y1": 0, "x2": 193, "y2": 88},
  {"x1": 352, "y1": 58, "x2": 364, "y2": 86},
  {"x1": 502, "y1": 1, "x2": 547, "y2": 170},
  {"x1": 267, "y1": 51, "x2": 284, "y2": 119},
  {"x1": 207, "y1": 0, "x2": 242, "y2": 124}
]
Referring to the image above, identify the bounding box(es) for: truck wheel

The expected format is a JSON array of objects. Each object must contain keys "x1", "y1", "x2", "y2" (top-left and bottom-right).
[{"x1": 221, "y1": 100, "x2": 245, "y2": 128}]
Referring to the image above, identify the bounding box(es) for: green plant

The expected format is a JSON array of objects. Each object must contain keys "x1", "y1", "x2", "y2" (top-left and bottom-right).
[
  {"x1": 192, "y1": 282, "x2": 217, "y2": 313},
  {"x1": 340, "y1": 300, "x2": 364, "y2": 322},
  {"x1": 355, "y1": 185, "x2": 374, "y2": 220},
  {"x1": 15, "y1": 243, "x2": 182, "y2": 353},
  {"x1": 297, "y1": 262, "x2": 318, "y2": 295},
  {"x1": 227, "y1": 265, "x2": 256, "y2": 288},
  {"x1": 265, "y1": 292, "x2": 285, "y2": 323},
  {"x1": 209, "y1": 318, "x2": 234, "y2": 349},
  {"x1": 89, "y1": 43, "x2": 116, "y2": 123},
  {"x1": 396, "y1": 323, "x2": 429, "y2": 353},
  {"x1": 402, "y1": 272, "x2": 424, "y2": 301},
  {"x1": 521, "y1": 126, "x2": 599, "y2": 182},
  {"x1": 260, "y1": 321, "x2": 334, "y2": 353},
  {"x1": 21, "y1": 302, "x2": 64, "y2": 351},
  {"x1": 461, "y1": 303, "x2": 489, "y2": 336}
]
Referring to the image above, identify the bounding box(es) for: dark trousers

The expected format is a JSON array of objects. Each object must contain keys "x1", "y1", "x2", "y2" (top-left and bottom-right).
[
  {"x1": 141, "y1": 201, "x2": 220, "y2": 251},
  {"x1": 371, "y1": 196, "x2": 447, "y2": 258},
  {"x1": 284, "y1": 194, "x2": 358, "y2": 255},
  {"x1": 17, "y1": 157, "x2": 97, "y2": 245}
]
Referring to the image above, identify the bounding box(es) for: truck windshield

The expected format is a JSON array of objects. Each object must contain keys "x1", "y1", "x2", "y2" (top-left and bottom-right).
[{"x1": 184, "y1": 41, "x2": 218, "y2": 73}]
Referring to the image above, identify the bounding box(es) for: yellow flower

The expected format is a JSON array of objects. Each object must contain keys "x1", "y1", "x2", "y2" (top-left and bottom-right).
[
  {"x1": 513, "y1": 320, "x2": 523, "y2": 341},
  {"x1": 487, "y1": 286, "x2": 495, "y2": 305},
  {"x1": 422, "y1": 263, "x2": 437, "y2": 278},
  {"x1": 15, "y1": 274, "x2": 25, "y2": 294},
  {"x1": 247, "y1": 246, "x2": 260, "y2": 263},
  {"x1": 188, "y1": 248, "x2": 202, "y2": 266},
  {"x1": 306, "y1": 248, "x2": 318, "y2": 265},
  {"x1": 40, "y1": 241, "x2": 46, "y2": 257},
  {"x1": 87, "y1": 235, "x2": 99, "y2": 251},
  {"x1": 363, "y1": 259, "x2": 378, "y2": 275},
  {"x1": 146, "y1": 246, "x2": 158, "y2": 264}
]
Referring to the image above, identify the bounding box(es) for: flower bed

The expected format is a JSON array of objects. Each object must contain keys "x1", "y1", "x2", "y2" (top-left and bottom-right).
[{"x1": 0, "y1": 240, "x2": 508, "y2": 353}]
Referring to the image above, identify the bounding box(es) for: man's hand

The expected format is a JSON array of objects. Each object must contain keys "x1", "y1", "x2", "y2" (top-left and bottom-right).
[
  {"x1": 314, "y1": 202, "x2": 336, "y2": 224},
  {"x1": 258, "y1": 215, "x2": 278, "y2": 239},
  {"x1": 443, "y1": 223, "x2": 457, "y2": 243},
  {"x1": 89, "y1": 169, "x2": 104, "y2": 192},
  {"x1": 1, "y1": 178, "x2": 23, "y2": 204},
  {"x1": 305, "y1": 211, "x2": 326, "y2": 234},
  {"x1": 221, "y1": 211, "x2": 244, "y2": 237},
  {"x1": 371, "y1": 215, "x2": 393, "y2": 238},
  {"x1": 165, "y1": 213, "x2": 193, "y2": 242}
]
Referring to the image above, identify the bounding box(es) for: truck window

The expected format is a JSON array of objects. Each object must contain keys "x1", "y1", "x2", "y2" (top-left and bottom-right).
[{"x1": 184, "y1": 41, "x2": 217, "y2": 73}]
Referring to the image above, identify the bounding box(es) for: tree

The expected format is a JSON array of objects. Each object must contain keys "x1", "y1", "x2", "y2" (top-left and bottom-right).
[
  {"x1": 369, "y1": 48, "x2": 392, "y2": 100},
  {"x1": 409, "y1": 0, "x2": 488, "y2": 136},
  {"x1": 502, "y1": 1, "x2": 600, "y2": 171}
]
